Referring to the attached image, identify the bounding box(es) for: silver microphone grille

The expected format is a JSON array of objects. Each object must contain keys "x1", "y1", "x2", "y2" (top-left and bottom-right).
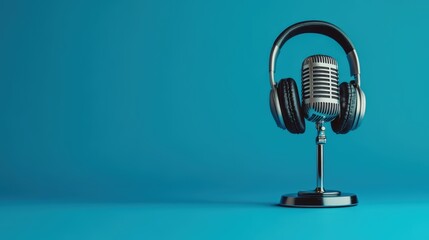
[{"x1": 302, "y1": 55, "x2": 340, "y2": 122}]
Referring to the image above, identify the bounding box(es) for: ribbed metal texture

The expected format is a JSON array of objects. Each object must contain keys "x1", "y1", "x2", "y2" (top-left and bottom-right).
[{"x1": 302, "y1": 55, "x2": 340, "y2": 122}]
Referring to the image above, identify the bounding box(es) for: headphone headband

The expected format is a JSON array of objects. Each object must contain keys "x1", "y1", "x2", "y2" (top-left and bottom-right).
[{"x1": 269, "y1": 20, "x2": 361, "y2": 88}]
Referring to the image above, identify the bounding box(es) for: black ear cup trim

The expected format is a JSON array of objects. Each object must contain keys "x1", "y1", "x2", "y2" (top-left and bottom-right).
[
  {"x1": 277, "y1": 78, "x2": 305, "y2": 134},
  {"x1": 331, "y1": 82, "x2": 357, "y2": 134}
]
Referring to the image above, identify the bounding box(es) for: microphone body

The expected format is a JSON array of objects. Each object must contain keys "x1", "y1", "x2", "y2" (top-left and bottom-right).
[{"x1": 301, "y1": 55, "x2": 340, "y2": 123}]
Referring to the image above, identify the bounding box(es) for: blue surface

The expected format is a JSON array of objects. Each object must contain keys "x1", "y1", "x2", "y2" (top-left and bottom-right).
[
  {"x1": 1, "y1": 196, "x2": 429, "y2": 239},
  {"x1": 1, "y1": 0, "x2": 429, "y2": 238}
]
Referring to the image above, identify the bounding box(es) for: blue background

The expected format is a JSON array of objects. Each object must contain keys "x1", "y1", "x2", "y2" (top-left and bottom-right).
[{"x1": 1, "y1": 0, "x2": 429, "y2": 239}]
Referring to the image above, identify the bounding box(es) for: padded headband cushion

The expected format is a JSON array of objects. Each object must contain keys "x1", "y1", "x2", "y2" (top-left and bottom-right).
[
  {"x1": 277, "y1": 78, "x2": 305, "y2": 134},
  {"x1": 274, "y1": 21, "x2": 354, "y2": 55},
  {"x1": 269, "y1": 21, "x2": 360, "y2": 82}
]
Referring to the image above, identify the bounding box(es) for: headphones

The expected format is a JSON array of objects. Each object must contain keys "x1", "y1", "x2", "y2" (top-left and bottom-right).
[{"x1": 269, "y1": 20, "x2": 366, "y2": 134}]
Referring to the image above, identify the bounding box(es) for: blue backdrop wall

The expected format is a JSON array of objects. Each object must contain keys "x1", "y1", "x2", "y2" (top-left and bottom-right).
[{"x1": 1, "y1": 0, "x2": 428, "y2": 202}]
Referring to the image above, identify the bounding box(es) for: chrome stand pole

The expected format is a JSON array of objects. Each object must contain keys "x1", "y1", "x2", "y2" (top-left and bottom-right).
[
  {"x1": 315, "y1": 121, "x2": 326, "y2": 193},
  {"x1": 279, "y1": 120, "x2": 358, "y2": 207}
]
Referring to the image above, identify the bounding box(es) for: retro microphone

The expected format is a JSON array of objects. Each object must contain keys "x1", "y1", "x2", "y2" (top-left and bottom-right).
[
  {"x1": 268, "y1": 21, "x2": 366, "y2": 208},
  {"x1": 278, "y1": 54, "x2": 355, "y2": 207},
  {"x1": 301, "y1": 55, "x2": 340, "y2": 123}
]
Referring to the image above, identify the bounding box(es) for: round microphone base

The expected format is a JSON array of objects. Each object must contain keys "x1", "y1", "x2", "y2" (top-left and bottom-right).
[{"x1": 279, "y1": 190, "x2": 358, "y2": 208}]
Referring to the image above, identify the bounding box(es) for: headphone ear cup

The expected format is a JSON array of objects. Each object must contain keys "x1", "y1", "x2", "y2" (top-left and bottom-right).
[
  {"x1": 269, "y1": 89, "x2": 285, "y2": 129},
  {"x1": 277, "y1": 78, "x2": 305, "y2": 134},
  {"x1": 331, "y1": 82, "x2": 357, "y2": 134},
  {"x1": 351, "y1": 83, "x2": 366, "y2": 130}
]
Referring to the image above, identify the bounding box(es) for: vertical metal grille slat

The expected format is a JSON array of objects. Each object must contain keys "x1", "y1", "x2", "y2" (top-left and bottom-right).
[{"x1": 301, "y1": 55, "x2": 340, "y2": 122}]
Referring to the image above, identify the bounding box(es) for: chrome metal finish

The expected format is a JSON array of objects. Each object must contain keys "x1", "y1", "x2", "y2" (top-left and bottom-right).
[
  {"x1": 269, "y1": 45, "x2": 279, "y2": 88},
  {"x1": 358, "y1": 88, "x2": 366, "y2": 127},
  {"x1": 298, "y1": 190, "x2": 340, "y2": 196},
  {"x1": 315, "y1": 122, "x2": 326, "y2": 192},
  {"x1": 316, "y1": 143, "x2": 325, "y2": 192},
  {"x1": 279, "y1": 121, "x2": 358, "y2": 208},
  {"x1": 352, "y1": 82, "x2": 361, "y2": 130},
  {"x1": 347, "y1": 50, "x2": 361, "y2": 86},
  {"x1": 302, "y1": 55, "x2": 340, "y2": 123},
  {"x1": 280, "y1": 192, "x2": 358, "y2": 207},
  {"x1": 353, "y1": 86, "x2": 366, "y2": 130}
]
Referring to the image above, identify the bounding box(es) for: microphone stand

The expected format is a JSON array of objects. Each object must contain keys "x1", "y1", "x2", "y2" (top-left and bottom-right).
[
  {"x1": 279, "y1": 120, "x2": 358, "y2": 207},
  {"x1": 315, "y1": 121, "x2": 326, "y2": 193}
]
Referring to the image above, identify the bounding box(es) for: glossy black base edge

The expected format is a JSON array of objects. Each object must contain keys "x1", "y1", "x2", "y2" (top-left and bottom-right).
[{"x1": 279, "y1": 192, "x2": 358, "y2": 208}]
